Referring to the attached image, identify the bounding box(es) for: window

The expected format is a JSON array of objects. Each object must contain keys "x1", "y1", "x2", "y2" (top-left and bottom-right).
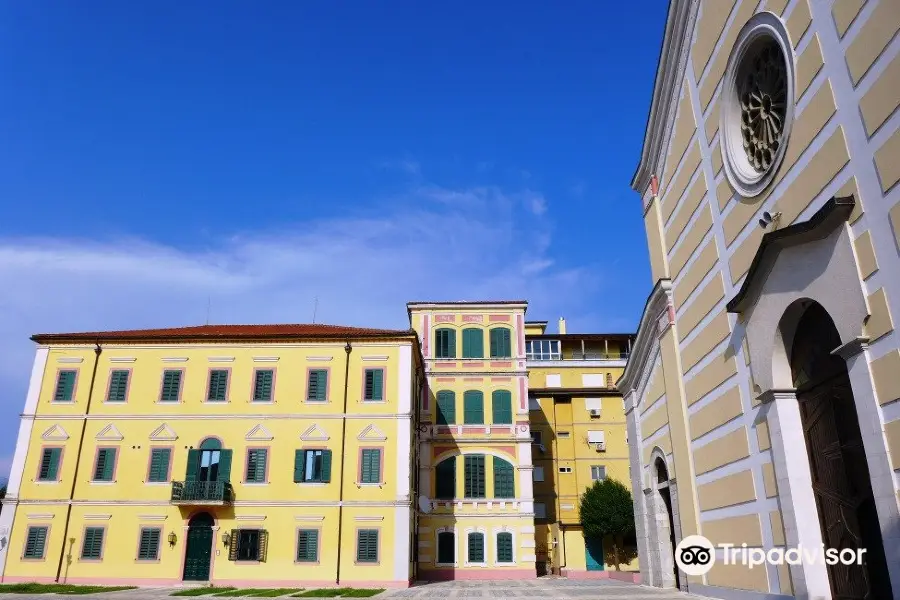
[
  {"x1": 530, "y1": 430, "x2": 542, "y2": 445},
  {"x1": 591, "y1": 465, "x2": 607, "y2": 481},
  {"x1": 435, "y1": 457, "x2": 455, "y2": 499},
  {"x1": 461, "y1": 328, "x2": 484, "y2": 358},
  {"x1": 159, "y1": 370, "x2": 182, "y2": 402},
  {"x1": 467, "y1": 532, "x2": 485, "y2": 563},
  {"x1": 363, "y1": 368, "x2": 384, "y2": 401},
  {"x1": 534, "y1": 503, "x2": 547, "y2": 519},
  {"x1": 533, "y1": 466, "x2": 544, "y2": 482},
  {"x1": 54, "y1": 370, "x2": 77, "y2": 402},
  {"x1": 489, "y1": 328, "x2": 512, "y2": 358},
  {"x1": 37, "y1": 448, "x2": 61, "y2": 481},
  {"x1": 525, "y1": 339, "x2": 561, "y2": 360},
  {"x1": 491, "y1": 390, "x2": 512, "y2": 424},
  {"x1": 23, "y1": 526, "x2": 48, "y2": 559},
  {"x1": 147, "y1": 448, "x2": 171, "y2": 483},
  {"x1": 493, "y1": 457, "x2": 514, "y2": 499},
  {"x1": 252, "y1": 370, "x2": 274, "y2": 402},
  {"x1": 294, "y1": 449, "x2": 332, "y2": 483},
  {"x1": 528, "y1": 396, "x2": 541, "y2": 411},
  {"x1": 245, "y1": 449, "x2": 268, "y2": 483},
  {"x1": 587, "y1": 430, "x2": 606, "y2": 446},
  {"x1": 464, "y1": 455, "x2": 485, "y2": 498},
  {"x1": 437, "y1": 531, "x2": 455, "y2": 564},
  {"x1": 496, "y1": 532, "x2": 513, "y2": 563},
  {"x1": 557, "y1": 431, "x2": 571, "y2": 438},
  {"x1": 296, "y1": 529, "x2": 319, "y2": 562},
  {"x1": 585, "y1": 397, "x2": 602, "y2": 415},
  {"x1": 137, "y1": 528, "x2": 161, "y2": 561},
  {"x1": 356, "y1": 529, "x2": 378, "y2": 563},
  {"x1": 207, "y1": 370, "x2": 229, "y2": 402},
  {"x1": 360, "y1": 449, "x2": 381, "y2": 484},
  {"x1": 436, "y1": 391, "x2": 456, "y2": 425},
  {"x1": 307, "y1": 369, "x2": 328, "y2": 401},
  {"x1": 106, "y1": 370, "x2": 129, "y2": 402},
  {"x1": 229, "y1": 529, "x2": 268, "y2": 562},
  {"x1": 434, "y1": 328, "x2": 456, "y2": 359},
  {"x1": 558, "y1": 466, "x2": 572, "y2": 474},
  {"x1": 92, "y1": 448, "x2": 117, "y2": 482},
  {"x1": 463, "y1": 391, "x2": 484, "y2": 424},
  {"x1": 81, "y1": 527, "x2": 104, "y2": 559}
]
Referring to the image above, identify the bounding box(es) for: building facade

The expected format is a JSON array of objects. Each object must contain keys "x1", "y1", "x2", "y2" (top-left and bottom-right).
[
  {"x1": 0, "y1": 324, "x2": 424, "y2": 588},
  {"x1": 524, "y1": 319, "x2": 636, "y2": 579},
  {"x1": 622, "y1": 1, "x2": 900, "y2": 599}
]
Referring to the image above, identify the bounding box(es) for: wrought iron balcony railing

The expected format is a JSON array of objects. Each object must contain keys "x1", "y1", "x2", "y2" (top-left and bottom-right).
[{"x1": 170, "y1": 480, "x2": 234, "y2": 504}]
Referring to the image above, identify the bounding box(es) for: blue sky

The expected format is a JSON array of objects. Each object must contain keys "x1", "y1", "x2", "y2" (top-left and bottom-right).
[{"x1": 0, "y1": 1, "x2": 666, "y2": 481}]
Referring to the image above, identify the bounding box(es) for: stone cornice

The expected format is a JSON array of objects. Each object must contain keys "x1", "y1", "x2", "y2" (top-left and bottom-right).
[{"x1": 617, "y1": 280, "x2": 673, "y2": 395}]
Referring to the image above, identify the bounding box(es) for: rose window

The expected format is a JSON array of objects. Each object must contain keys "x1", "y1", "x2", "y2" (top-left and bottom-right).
[{"x1": 739, "y1": 40, "x2": 787, "y2": 173}]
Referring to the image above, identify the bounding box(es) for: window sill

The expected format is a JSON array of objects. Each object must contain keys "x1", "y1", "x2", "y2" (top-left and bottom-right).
[
  {"x1": 435, "y1": 562, "x2": 457, "y2": 568},
  {"x1": 234, "y1": 560, "x2": 261, "y2": 565},
  {"x1": 249, "y1": 400, "x2": 275, "y2": 405},
  {"x1": 20, "y1": 557, "x2": 47, "y2": 562},
  {"x1": 304, "y1": 399, "x2": 329, "y2": 403},
  {"x1": 79, "y1": 558, "x2": 103, "y2": 563},
  {"x1": 89, "y1": 481, "x2": 116, "y2": 485},
  {"x1": 144, "y1": 481, "x2": 170, "y2": 486},
  {"x1": 296, "y1": 482, "x2": 328, "y2": 486},
  {"x1": 354, "y1": 561, "x2": 379, "y2": 566},
  {"x1": 465, "y1": 562, "x2": 487, "y2": 568},
  {"x1": 50, "y1": 401, "x2": 75, "y2": 404},
  {"x1": 135, "y1": 559, "x2": 161, "y2": 563},
  {"x1": 360, "y1": 400, "x2": 387, "y2": 404},
  {"x1": 34, "y1": 480, "x2": 60, "y2": 485},
  {"x1": 294, "y1": 560, "x2": 320, "y2": 565},
  {"x1": 102, "y1": 401, "x2": 128, "y2": 405},
  {"x1": 241, "y1": 482, "x2": 269, "y2": 486},
  {"x1": 202, "y1": 400, "x2": 230, "y2": 404},
  {"x1": 356, "y1": 482, "x2": 385, "y2": 487},
  {"x1": 155, "y1": 401, "x2": 182, "y2": 405}
]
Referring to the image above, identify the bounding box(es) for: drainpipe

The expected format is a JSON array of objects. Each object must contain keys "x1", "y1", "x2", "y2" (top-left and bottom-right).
[
  {"x1": 334, "y1": 341, "x2": 352, "y2": 585},
  {"x1": 55, "y1": 343, "x2": 102, "y2": 583}
]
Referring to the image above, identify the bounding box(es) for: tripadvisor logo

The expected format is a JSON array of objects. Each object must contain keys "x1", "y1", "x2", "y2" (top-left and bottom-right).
[{"x1": 675, "y1": 535, "x2": 715, "y2": 576}]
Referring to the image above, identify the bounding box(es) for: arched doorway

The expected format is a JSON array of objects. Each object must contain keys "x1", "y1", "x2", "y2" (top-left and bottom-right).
[
  {"x1": 655, "y1": 458, "x2": 678, "y2": 589},
  {"x1": 183, "y1": 512, "x2": 214, "y2": 581},
  {"x1": 790, "y1": 302, "x2": 892, "y2": 599}
]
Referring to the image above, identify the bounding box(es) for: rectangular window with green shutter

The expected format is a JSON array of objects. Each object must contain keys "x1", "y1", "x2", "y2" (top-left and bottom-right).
[
  {"x1": 137, "y1": 527, "x2": 161, "y2": 561},
  {"x1": 252, "y1": 369, "x2": 274, "y2": 402},
  {"x1": 296, "y1": 529, "x2": 319, "y2": 562},
  {"x1": 355, "y1": 529, "x2": 378, "y2": 563},
  {"x1": 23, "y1": 526, "x2": 48, "y2": 559},
  {"x1": 244, "y1": 448, "x2": 268, "y2": 483},
  {"x1": 106, "y1": 369, "x2": 130, "y2": 403},
  {"x1": 436, "y1": 531, "x2": 455, "y2": 564},
  {"x1": 306, "y1": 369, "x2": 328, "y2": 402},
  {"x1": 54, "y1": 370, "x2": 77, "y2": 402},
  {"x1": 359, "y1": 448, "x2": 381, "y2": 484},
  {"x1": 229, "y1": 529, "x2": 267, "y2": 562},
  {"x1": 147, "y1": 448, "x2": 171, "y2": 483},
  {"x1": 207, "y1": 369, "x2": 229, "y2": 402},
  {"x1": 363, "y1": 368, "x2": 384, "y2": 402},
  {"x1": 435, "y1": 457, "x2": 456, "y2": 499},
  {"x1": 434, "y1": 328, "x2": 456, "y2": 359},
  {"x1": 497, "y1": 532, "x2": 513, "y2": 562},
  {"x1": 463, "y1": 391, "x2": 484, "y2": 424},
  {"x1": 491, "y1": 390, "x2": 512, "y2": 424},
  {"x1": 464, "y1": 455, "x2": 485, "y2": 498},
  {"x1": 92, "y1": 448, "x2": 117, "y2": 482},
  {"x1": 436, "y1": 391, "x2": 456, "y2": 425},
  {"x1": 467, "y1": 532, "x2": 484, "y2": 563},
  {"x1": 294, "y1": 449, "x2": 331, "y2": 483},
  {"x1": 80, "y1": 527, "x2": 105, "y2": 559},
  {"x1": 493, "y1": 456, "x2": 515, "y2": 498},
  {"x1": 490, "y1": 328, "x2": 512, "y2": 358},
  {"x1": 37, "y1": 447, "x2": 62, "y2": 481},
  {"x1": 159, "y1": 369, "x2": 182, "y2": 403},
  {"x1": 462, "y1": 328, "x2": 484, "y2": 358}
]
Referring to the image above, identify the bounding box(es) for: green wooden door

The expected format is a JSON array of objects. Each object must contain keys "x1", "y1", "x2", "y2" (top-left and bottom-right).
[
  {"x1": 585, "y1": 537, "x2": 605, "y2": 571},
  {"x1": 183, "y1": 514, "x2": 214, "y2": 581}
]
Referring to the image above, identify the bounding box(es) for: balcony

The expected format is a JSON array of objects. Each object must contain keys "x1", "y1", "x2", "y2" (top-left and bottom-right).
[{"x1": 171, "y1": 480, "x2": 234, "y2": 505}]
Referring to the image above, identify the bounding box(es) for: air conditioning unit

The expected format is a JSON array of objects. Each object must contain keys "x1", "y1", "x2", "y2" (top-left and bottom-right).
[
  {"x1": 595, "y1": 442, "x2": 607, "y2": 452},
  {"x1": 588, "y1": 408, "x2": 601, "y2": 417}
]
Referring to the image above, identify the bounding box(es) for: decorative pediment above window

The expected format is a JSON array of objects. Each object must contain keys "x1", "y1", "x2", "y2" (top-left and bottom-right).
[
  {"x1": 149, "y1": 423, "x2": 178, "y2": 442},
  {"x1": 357, "y1": 424, "x2": 387, "y2": 442},
  {"x1": 42, "y1": 424, "x2": 69, "y2": 441},
  {"x1": 245, "y1": 424, "x2": 274, "y2": 441},
  {"x1": 96, "y1": 424, "x2": 124, "y2": 441},
  {"x1": 300, "y1": 424, "x2": 329, "y2": 442}
]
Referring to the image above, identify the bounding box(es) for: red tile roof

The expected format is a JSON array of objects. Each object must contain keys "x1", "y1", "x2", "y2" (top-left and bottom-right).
[{"x1": 32, "y1": 324, "x2": 417, "y2": 344}]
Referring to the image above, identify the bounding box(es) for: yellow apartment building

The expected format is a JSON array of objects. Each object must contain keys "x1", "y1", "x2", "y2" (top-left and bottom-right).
[
  {"x1": 524, "y1": 319, "x2": 636, "y2": 580},
  {"x1": 0, "y1": 324, "x2": 424, "y2": 589},
  {"x1": 623, "y1": 1, "x2": 900, "y2": 598}
]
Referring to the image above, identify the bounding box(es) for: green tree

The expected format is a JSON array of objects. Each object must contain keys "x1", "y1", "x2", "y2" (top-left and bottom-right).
[{"x1": 579, "y1": 477, "x2": 636, "y2": 571}]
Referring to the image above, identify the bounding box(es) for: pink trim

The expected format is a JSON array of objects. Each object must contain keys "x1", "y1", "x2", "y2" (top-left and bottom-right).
[
  {"x1": 489, "y1": 314, "x2": 511, "y2": 322},
  {"x1": 419, "y1": 568, "x2": 536, "y2": 581},
  {"x1": 361, "y1": 366, "x2": 387, "y2": 402},
  {"x1": 250, "y1": 367, "x2": 277, "y2": 403},
  {"x1": 204, "y1": 367, "x2": 232, "y2": 402},
  {"x1": 104, "y1": 367, "x2": 133, "y2": 403},
  {"x1": 1, "y1": 577, "x2": 58, "y2": 584},
  {"x1": 423, "y1": 314, "x2": 430, "y2": 357},
  {"x1": 421, "y1": 385, "x2": 428, "y2": 412},
  {"x1": 304, "y1": 366, "x2": 332, "y2": 402},
  {"x1": 35, "y1": 445, "x2": 65, "y2": 482},
  {"x1": 435, "y1": 377, "x2": 455, "y2": 382},
  {"x1": 462, "y1": 362, "x2": 484, "y2": 368},
  {"x1": 158, "y1": 368, "x2": 186, "y2": 403},
  {"x1": 209, "y1": 578, "x2": 410, "y2": 589},
  {"x1": 293, "y1": 526, "x2": 322, "y2": 564},
  {"x1": 243, "y1": 446, "x2": 270, "y2": 483},
  {"x1": 518, "y1": 377, "x2": 526, "y2": 411},
  {"x1": 490, "y1": 426, "x2": 514, "y2": 434},
  {"x1": 135, "y1": 525, "x2": 163, "y2": 561},
  {"x1": 20, "y1": 523, "x2": 52, "y2": 561},
  {"x1": 490, "y1": 377, "x2": 511, "y2": 382},
  {"x1": 462, "y1": 314, "x2": 483, "y2": 323},
  {"x1": 516, "y1": 314, "x2": 525, "y2": 357},
  {"x1": 91, "y1": 445, "x2": 119, "y2": 482},
  {"x1": 145, "y1": 446, "x2": 174, "y2": 483},
  {"x1": 650, "y1": 173, "x2": 659, "y2": 196},
  {"x1": 357, "y1": 446, "x2": 384, "y2": 483},
  {"x1": 434, "y1": 314, "x2": 455, "y2": 323},
  {"x1": 490, "y1": 361, "x2": 512, "y2": 368},
  {"x1": 51, "y1": 368, "x2": 79, "y2": 403},
  {"x1": 78, "y1": 524, "x2": 108, "y2": 561},
  {"x1": 434, "y1": 362, "x2": 456, "y2": 368},
  {"x1": 354, "y1": 526, "x2": 381, "y2": 565}
]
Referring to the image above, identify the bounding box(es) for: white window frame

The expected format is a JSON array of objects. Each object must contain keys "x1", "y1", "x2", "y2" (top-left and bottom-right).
[
  {"x1": 525, "y1": 339, "x2": 561, "y2": 360},
  {"x1": 558, "y1": 466, "x2": 572, "y2": 474},
  {"x1": 591, "y1": 465, "x2": 607, "y2": 481},
  {"x1": 491, "y1": 527, "x2": 517, "y2": 565},
  {"x1": 434, "y1": 526, "x2": 458, "y2": 567},
  {"x1": 463, "y1": 526, "x2": 488, "y2": 568}
]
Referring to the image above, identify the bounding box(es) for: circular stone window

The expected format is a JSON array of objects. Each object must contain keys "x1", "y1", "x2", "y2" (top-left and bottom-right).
[{"x1": 720, "y1": 12, "x2": 796, "y2": 198}]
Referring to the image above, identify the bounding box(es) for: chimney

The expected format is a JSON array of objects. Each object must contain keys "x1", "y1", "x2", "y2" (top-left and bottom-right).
[{"x1": 558, "y1": 317, "x2": 567, "y2": 335}]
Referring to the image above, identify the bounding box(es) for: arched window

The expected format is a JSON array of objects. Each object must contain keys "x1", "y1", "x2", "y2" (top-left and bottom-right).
[
  {"x1": 467, "y1": 532, "x2": 485, "y2": 563},
  {"x1": 496, "y1": 532, "x2": 513, "y2": 563},
  {"x1": 435, "y1": 457, "x2": 456, "y2": 499},
  {"x1": 462, "y1": 328, "x2": 484, "y2": 358},
  {"x1": 490, "y1": 328, "x2": 512, "y2": 358},
  {"x1": 199, "y1": 438, "x2": 221, "y2": 450},
  {"x1": 437, "y1": 530, "x2": 455, "y2": 564},
  {"x1": 492, "y1": 456, "x2": 514, "y2": 499},
  {"x1": 463, "y1": 391, "x2": 484, "y2": 424},
  {"x1": 491, "y1": 390, "x2": 512, "y2": 424},
  {"x1": 436, "y1": 390, "x2": 456, "y2": 425},
  {"x1": 435, "y1": 328, "x2": 456, "y2": 359}
]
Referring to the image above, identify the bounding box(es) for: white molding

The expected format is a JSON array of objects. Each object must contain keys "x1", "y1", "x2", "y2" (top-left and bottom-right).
[
  {"x1": 354, "y1": 516, "x2": 384, "y2": 522},
  {"x1": 109, "y1": 357, "x2": 136, "y2": 363},
  {"x1": 26, "y1": 514, "x2": 54, "y2": 520},
  {"x1": 208, "y1": 356, "x2": 235, "y2": 363},
  {"x1": 137, "y1": 515, "x2": 167, "y2": 521},
  {"x1": 294, "y1": 516, "x2": 325, "y2": 522},
  {"x1": 83, "y1": 514, "x2": 112, "y2": 520},
  {"x1": 361, "y1": 355, "x2": 389, "y2": 361},
  {"x1": 41, "y1": 424, "x2": 70, "y2": 442},
  {"x1": 245, "y1": 424, "x2": 274, "y2": 441},
  {"x1": 357, "y1": 424, "x2": 388, "y2": 442},
  {"x1": 149, "y1": 423, "x2": 178, "y2": 442},
  {"x1": 300, "y1": 424, "x2": 329, "y2": 442},
  {"x1": 252, "y1": 356, "x2": 279, "y2": 363},
  {"x1": 306, "y1": 356, "x2": 334, "y2": 362},
  {"x1": 57, "y1": 357, "x2": 84, "y2": 364},
  {"x1": 162, "y1": 357, "x2": 189, "y2": 363},
  {"x1": 95, "y1": 424, "x2": 124, "y2": 441},
  {"x1": 235, "y1": 515, "x2": 266, "y2": 522},
  {"x1": 32, "y1": 412, "x2": 413, "y2": 421}
]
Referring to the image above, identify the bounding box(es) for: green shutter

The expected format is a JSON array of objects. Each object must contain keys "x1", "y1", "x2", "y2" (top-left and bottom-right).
[
  {"x1": 24, "y1": 526, "x2": 48, "y2": 559},
  {"x1": 148, "y1": 448, "x2": 171, "y2": 482},
  {"x1": 106, "y1": 370, "x2": 129, "y2": 402},
  {"x1": 437, "y1": 532, "x2": 455, "y2": 564},
  {"x1": 307, "y1": 370, "x2": 327, "y2": 401},
  {"x1": 258, "y1": 530, "x2": 268, "y2": 562},
  {"x1": 436, "y1": 391, "x2": 456, "y2": 425},
  {"x1": 93, "y1": 448, "x2": 115, "y2": 481},
  {"x1": 228, "y1": 529, "x2": 239, "y2": 561},
  {"x1": 297, "y1": 529, "x2": 318, "y2": 562},
  {"x1": 491, "y1": 390, "x2": 512, "y2": 424},
  {"x1": 39, "y1": 448, "x2": 60, "y2": 481},
  {"x1": 54, "y1": 370, "x2": 76, "y2": 402},
  {"x1": 463, "y1": 391, "x2": 484, "y2": 424},
  {"x1": 293, "y1": 449, "x2": 304, "y2": 482},
  {"x1": 245, "y1": 449, "x2": 267, "y2": 482},
  {"x1": 361, "y1": 449, "x2": 381, "y2": 484},
  {"x1": 462, "y1": 328, "x2": 484, "y2": 358},
  {"x1": 493, "y1": 457, "x2": 514, "y2": 498},
  {"x1": 185, "y1": 449, "x2": 200, "y2": 481},
  {"x1": 490, "y1": 328, "x2": 512, "y2": 358},
  {"x1": 364, "y1": 369, "x2": 384, "y2": 401},
  {"x1": 464, "y1": 455, "x2": 485, "y2": 498},
  {"x1": 356, "y1": 529, "x2": 378, "y2": 562},
  {"x1": 207, "y1": 370, "x2": 228, "y2": 401},
  {"x1": 321, "y1": 450, "x2": 332, "y2": 483},
  {"x1": 435, "y1": 457, "x2": 456, "y2": 499},
  {"x1": 81, "y1": 527, "x2": 104, "y2": 559},
  {"x1": 160, "y1": 370, "x2": 182, "y2": 402},
  {"x1": 467, "y1": 532, "x2": 484, "y2": 562},
  {"x1": 497, "y1": 532, "x2": 513, "y2": 562},
  {"x1": 253, "y1": 370, "x2": 274, "y2": 402},
  {"x1": 218, "y1": 449, "x2": 233, "y2": 481},
  {"x1": 435, "y1": 329, "x2": 456, "y2": 359},
  {"x1": 138, "y1": 528, "x2": 160, "y2": 560}
]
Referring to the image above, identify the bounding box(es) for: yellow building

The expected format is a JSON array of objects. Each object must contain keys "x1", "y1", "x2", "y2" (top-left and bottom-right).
[
  {"x1": 524, "y1": 319, "x2": 636, "y2": 580},
  {"x1": 0, "y1": 324, "x2": 424, "y2": 588}
]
